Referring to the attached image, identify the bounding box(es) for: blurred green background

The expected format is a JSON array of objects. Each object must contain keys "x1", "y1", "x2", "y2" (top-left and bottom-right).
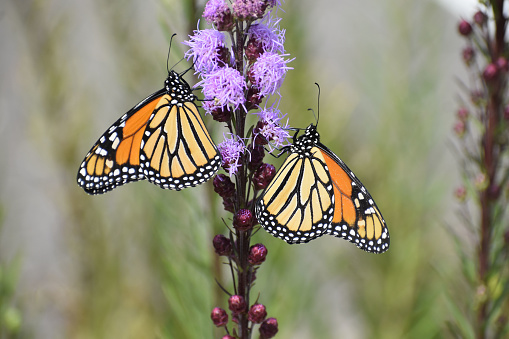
[{"x1": 0, "y1": 0, "x2": 476, "y2": 338}]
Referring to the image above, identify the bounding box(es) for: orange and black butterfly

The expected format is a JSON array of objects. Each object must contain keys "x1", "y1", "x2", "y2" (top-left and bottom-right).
[
  {"x1": 255, "y1": 124, "x2": 389, "y2": 253},
  {"x1": 77, "y1": 70, "x2": 221, "y2": 195}
]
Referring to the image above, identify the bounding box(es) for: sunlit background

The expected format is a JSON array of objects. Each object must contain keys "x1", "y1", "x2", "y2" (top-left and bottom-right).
[{"x1": 0, "y1": 0, "x2": 478, "y2": 338}]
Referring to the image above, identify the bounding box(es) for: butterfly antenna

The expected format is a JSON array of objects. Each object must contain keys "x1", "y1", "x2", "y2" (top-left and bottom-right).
[
  {"x1": 314, "y1": 82, "x2": 321, "y2": 126},
  {"x1": 167, "y1": 34, "x2": 178, "y2": 74}
]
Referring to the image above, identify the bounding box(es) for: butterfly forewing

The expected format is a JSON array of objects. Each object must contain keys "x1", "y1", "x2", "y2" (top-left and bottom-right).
[
  {"x1": 256, "y1": 147, "x2": 334, "y2": 244},
  {"x1": 77, "y1": 90, "x2": 165, "y2": 194}
]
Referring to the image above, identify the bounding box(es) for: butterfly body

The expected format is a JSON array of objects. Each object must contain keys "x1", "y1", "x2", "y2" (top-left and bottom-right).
[
  {"x1": 255, "y1": 124, "x2": 389, "y2": 253},
  {"x1": 77, "y1": 71, "x2": 221, "y2": 195}
]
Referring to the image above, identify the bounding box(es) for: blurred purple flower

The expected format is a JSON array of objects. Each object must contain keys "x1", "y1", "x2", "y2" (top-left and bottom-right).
[
  {"x1": 183, "y1": 29, "x2": 227, "y2": 74},
  {"x1": 232, "y1": 0, "x2": 268, "y2": 20},
  {"x1": 253, "y1": 102, "x2": 290, "y2": 151},
  {"x1": 203, "y1": 0, "x2": 233, "y2": 31},
  {"x1": 250, "y1": 52, "x2": 293, "y2": 97},
  {"x1": 199, "y1": 66, "x2": 247, "y2": 113},
  {"x1": 248, "y1": 20, "x2": 285, "y2": 53},
  {"x1": 218, "y1": 134, "x2": 246, "y2": 176}
]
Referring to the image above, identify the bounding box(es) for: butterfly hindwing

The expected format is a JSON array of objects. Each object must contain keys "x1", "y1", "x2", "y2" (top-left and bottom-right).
[{"x1": 318, "y1": 144, "x2": 390, "y2": 253}]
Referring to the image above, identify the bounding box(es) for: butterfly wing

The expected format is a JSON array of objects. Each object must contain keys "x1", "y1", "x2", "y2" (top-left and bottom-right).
[
  {"x1": 317, "y1": 143, "x2": 390, "y2": 253},
  {"x1": 255, "y1": 147, "x2": 335, "y2": 244},
  {"x1": 77, "y1": 90, "x2": 166, "y2": 195},
  {"x1": 140, "y1": 97, "x2": 221, "y2": 190}
]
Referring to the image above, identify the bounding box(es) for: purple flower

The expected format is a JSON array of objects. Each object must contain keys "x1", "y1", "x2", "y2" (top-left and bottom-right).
[
  {"x1": 218, "y1": 134, "x2": 246, "y2": 176},
  {"x1": 183, "y1": 29, "x2": 227, "y2": 74},
  {"x1": 198, "y1": 66, "x2": 247, "y2": 113},
  {"x1": 248, "y1": 20, "x2": 285, "y2": 53},
  {"x1": 249, "y1": 52, "x2": 293, "y2": 97},
  {"x1": 232, "y1": 0, "x2": 268, "y2": 20},
  {"x1": 203, "y1": 0, "x2": 234, "y2": 31},
  {"x1": 253, "y1": 102, "x2": 290, "y2": 151}
]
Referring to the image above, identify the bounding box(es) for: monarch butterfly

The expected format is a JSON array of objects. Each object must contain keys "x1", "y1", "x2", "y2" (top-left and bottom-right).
[
  {"x1": 255, "y1": 124, "x2": 389, "y2": 253},
  {"x1": 77, "y1": 70, "x2": 221, "y2": 195}
]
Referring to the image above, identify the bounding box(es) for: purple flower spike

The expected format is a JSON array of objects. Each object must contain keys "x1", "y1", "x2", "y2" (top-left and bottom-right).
[
  {"x1": 248, "y1": 20, "x2": 285, "y2": 53},
  {"x1": 183, "y1": 29, "x2": 227, "y2": 74},
  {"x1": 218, "y1": 134, "x2": 246, "y2": 176},
  {"x1": 199, "y1": 67, "x2": 247, "y2": 113},
  {"x1": 250, "y1": 52, "x2": 293, "y2": 97},
  {"x1": 253, "y1": 103, "x2": 290, "y2": 151},
  {"x1": 203, "y1": 0, "x2": 234, "y2": 31}
]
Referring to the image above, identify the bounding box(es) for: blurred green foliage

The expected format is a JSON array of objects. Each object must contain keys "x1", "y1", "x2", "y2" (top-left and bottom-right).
[{"x1": 0, "y1": 0, "x2": 467, "y2": 338}]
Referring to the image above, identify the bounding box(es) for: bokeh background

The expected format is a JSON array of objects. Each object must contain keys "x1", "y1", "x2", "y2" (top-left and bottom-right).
[{"x1": 0, "y1": 0, "x2": 479, "y2": 338}]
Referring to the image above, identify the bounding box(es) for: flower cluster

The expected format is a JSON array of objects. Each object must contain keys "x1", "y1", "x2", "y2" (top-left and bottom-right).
[{"x1": 183, "y1": 1, "x2": 290, "y2": 337}]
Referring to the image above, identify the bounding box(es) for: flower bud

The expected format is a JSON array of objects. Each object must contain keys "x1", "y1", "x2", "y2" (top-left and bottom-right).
[
  {"x1": 458, "y1": 20, "x2": 473, "y2": 36},
  {"x1": 248, "y1": 303, "x2": 267, "y2": 324},
  {"x1": 456, "y1": 107, "x2": 469, "y2": 121},
  {"x1": 246, "y1": 39, "x2": 263, "y2": 62},
  {"x1": 214, "y1": 174, "x2": 235, "y2": 198},
  {"x1": 223, "y1": 198, "x2": 234, "y2": 213},
  {"x1": 496, "y1": 57, "x2": 508, "y2": 72},
  {"x1": 253, "y1": 121, "x2": 268, "y2": 145},
  {"x1": 253, "y1": 163, "x2": 276, "y2": 190},
  {"x1": 462, "y1": 46, "x2": 475, "y2": 65},
  {"x1": 483, "y1": 63, "x2": 498, "y2": 82},
  {"x1": 245, "y1": 86, "x2": 263, "y2": 111},
  {"x1": 213, "y1": 234, "x2": 233, "y2": 256},
  {"x1": 211, "y1": 106, "x2": 232, "y2": 122},
  {"x1": 233, "y1": 209, "x2": 254, "y2": 231},
  {"x1": 473, "y1": 11, "x2": 487, "y2": 26},
  {"x1": 228, "y1": 295, "x2": 247, "y2": 314},
  {"x1": 248, "y1": 144, "x2": 265, "y2": 171},
  {"x1": 454, "y1": 186, "x2": 467, "y2": 202},
  {"x1": 211, "y1": 307, "x2": 228, "y2": 327},
  {"x1": 248, "y1": 243, "x2": 268, "y2": 265},
  {"x1": 259, "y1": 317, "x2": 278, "y2": 338},
  {"x1": 453, "y1": 120, "x2": 465, "y2": 138}
]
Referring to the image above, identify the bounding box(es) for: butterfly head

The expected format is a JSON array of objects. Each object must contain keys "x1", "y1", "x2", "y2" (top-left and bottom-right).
[
  {"x1": 290, "y1": 124, "x2": 320, "y2": 154},
  {"x1": 165, "y1": 71, "x2": 196, "y2": 104}
]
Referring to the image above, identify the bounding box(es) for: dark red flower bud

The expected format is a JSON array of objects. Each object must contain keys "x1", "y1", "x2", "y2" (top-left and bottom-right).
[
  {"x1": 473, "y1": 11, "x2": 486, "y2": 26},
  {"x1": 496, "y1": 57, "x2": 508, "y2": 72},
  {"x1": 248, "y1": 303, "x2": 267, "y2": 324},
  {"x1": 217, "y1": 46, "x2": 230, "y2": 65},
  {"x1": 214, "y1": 174, "x2": 235, "y2": 198},
  {"x1": 233, "y1": 209, "x2": 254, "y2": 231},
  {"x1": 253, "y1": 163, "x2": 276, "y2": 190},
  {"x1": 245, "y1": 86, "x2": 263, "y2": 111},
  {"x1": 211, "y1": 106, "x2": 232, "y2": 122},
  {"x1": 246, "y1": 38, "x2": 263, "y2": 62},
  {"x1": 248, "y1": 144, "x2": 265, "y2": 171},
  {"x1": 248, "y1": 243, "x2": 267, "y2": 265},
  {"x1": 211, "y1": 307, "x2": 228, "y2": 327},
  {"x1": 483, "y1": 63, "x2": 498, "y2": 82},
  {"x1": 213, "y1": 234, "x2": 233, "y2": 256},
  {"x1": 215, "y1": 10, "x2": 234, "y2": 32},
  {"x1": 462, "y1": 46, "x2": 475, "y2": 65},
  {"x1": 458, "y1": 20, "x2": 473, "y2": 36},
  {"x1": 223, "y1": 198, "x2": 234, "y2": 213},
  {"x1": 253, "y1": 121, "x2": 269, "y2": 145},
  {"x1": 259, "y1": 317, "x2": 278, "y2": 338},
  {"x1": 228, "y1": 295, "x2": 247, "y2": 314}
]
